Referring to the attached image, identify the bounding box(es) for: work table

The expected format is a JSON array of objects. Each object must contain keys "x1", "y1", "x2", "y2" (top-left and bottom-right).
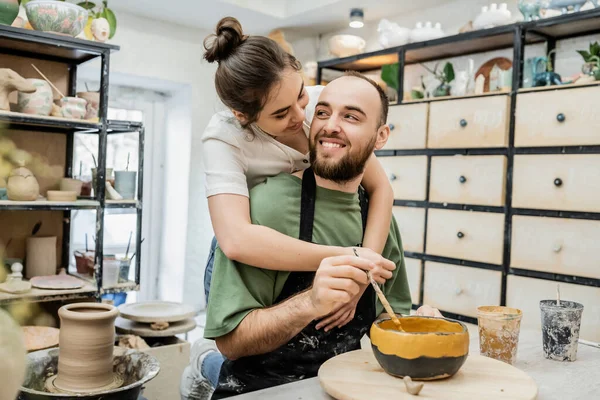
[{"x1": 229, "y1": 324, "x2": 600, "y2": 400}]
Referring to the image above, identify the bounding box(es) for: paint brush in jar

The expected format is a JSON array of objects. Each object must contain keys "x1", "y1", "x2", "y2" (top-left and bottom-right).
[{"x1": 353, "y1": 248, "x2": 404, "y2": 331}]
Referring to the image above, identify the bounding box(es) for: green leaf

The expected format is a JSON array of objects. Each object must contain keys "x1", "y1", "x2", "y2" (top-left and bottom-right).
[
  {"x1": 77, "y1": 2, "x2": 97, "y2": 10},
  {"x1": 103, "y1": 8, "x2": 117, "y2": 39},
  {"x1": 577, "y1": 50, "x2": 591, "y2": 62},
  {"x1": 380, "y1": 63, "x2": 399, "y2": 92},
  {"x1": 590, "y1": 41, "x2": 600, "y2": 57},
  {"x1": 443, "y1": 62, "x2": 455, "y2": 83}
]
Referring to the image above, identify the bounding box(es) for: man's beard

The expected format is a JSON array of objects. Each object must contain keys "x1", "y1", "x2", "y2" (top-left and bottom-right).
[{"x1": 309, "y1": 132, "x2": 377, "y2": 184}]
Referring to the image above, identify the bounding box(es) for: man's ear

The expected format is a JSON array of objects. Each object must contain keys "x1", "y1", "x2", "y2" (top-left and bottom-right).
[
  {"x1": 232, "y1": 110, "x2": 248, "y2": 125},
  {"x1": 374, "y1": 124, "x2": 391, "y2": 150}
]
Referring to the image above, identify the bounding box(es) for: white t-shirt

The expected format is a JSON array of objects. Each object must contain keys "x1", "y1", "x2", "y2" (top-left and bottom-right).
[{"x1": 202, "y1": 85, "x2": 324, "y2": 198}]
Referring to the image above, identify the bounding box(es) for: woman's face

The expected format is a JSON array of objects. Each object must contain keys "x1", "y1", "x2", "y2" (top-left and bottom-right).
[{"x1": 253, "y1": 68, "x2": 308, "y2": 137}]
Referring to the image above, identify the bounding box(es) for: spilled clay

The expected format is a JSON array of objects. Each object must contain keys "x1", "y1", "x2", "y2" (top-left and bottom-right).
[
  {"x1": 540, "y1": 300, "x2": 584, "y2": 362},
  {"x1": 477, "y1": 306, "x2": 522, "y2": 365}
]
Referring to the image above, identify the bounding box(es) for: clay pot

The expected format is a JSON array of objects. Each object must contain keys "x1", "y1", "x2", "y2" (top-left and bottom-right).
[
  {"x1": 76, "y1": 91, "x2": 100, "y2": 120},
  {"x1": 56, "y1": 96, "x2": 87, "y2": 119},
  {"x1": 7, "y1": 167, "x2": 39, "y2": 201},
  {"x1": 17, "y1": 79, "x2": 53, "y2": 116},
  {"x1": 74, "y1": 250, "x2": 95, "y2": 275},
  {"x1": 25, "y1": 236, "x2": 57, "y2": 279},
  {"x1": 370, "y1": 316, "x2": 469, "y2": 380},
  {"x1": 54, "y1": 303, "x2": 119, "y2": 393},
  {"x1": 60, "y1": 178, "x2": 83, "y2": 195}
]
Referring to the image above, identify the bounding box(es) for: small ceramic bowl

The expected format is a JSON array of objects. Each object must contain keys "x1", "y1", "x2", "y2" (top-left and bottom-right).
[
  {"x1": 25, "y1": 0, "x2": 88, "y2": 37},
  {"x1": 47, "y1": 190, "x2": 77, "y2": 202},
  {"x1": 57, "y1": 97, "x2": 87, "y2": 119},
  {"x1": 370, "y1": 316, "x2": 469, "y2": 380}
]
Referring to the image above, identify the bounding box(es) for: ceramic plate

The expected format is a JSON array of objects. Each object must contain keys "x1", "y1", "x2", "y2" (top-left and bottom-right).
[
  {"x1": 30, "y1": 274, "x2": 84, "y2": 290},
  {"x1": 22, "y1": 326, "x2": 59, "y2": 352},
  {"x1": 118, "y1": 301, "x2": 196, "y2": 323}
]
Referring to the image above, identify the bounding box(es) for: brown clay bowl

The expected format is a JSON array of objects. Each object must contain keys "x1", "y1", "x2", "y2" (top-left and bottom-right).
[{"x1": 370, "y1": 316, "x2": 469, "y2": 380}]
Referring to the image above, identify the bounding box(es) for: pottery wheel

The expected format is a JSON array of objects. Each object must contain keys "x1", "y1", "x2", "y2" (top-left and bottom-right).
[
  {"x1": 115, "y1": 316, "x2": 197, "y2": 337},
  {"x1": 118, "y1": 301, "x2": 196, "y2": 323},
  {"x1": 45, "y1": 373, "x2": 123, "y2": 394},
  {"x1": 318, "y1": 349, "x2": 538, "y2": 400},
  {"x1": 22, "y1": 326, "x2": 59, "y2": 352},
  {"x1": 30, "y1": 274, "x2": 84, "y2": 290}
]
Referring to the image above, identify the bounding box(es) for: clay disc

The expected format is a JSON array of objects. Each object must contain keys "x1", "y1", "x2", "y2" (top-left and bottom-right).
[
  {"x1": 318, "y1": 349, "x2": 538, "y2": 400},
  {"x1": 115, "y1": 316, "x2": 197, "y2": 337},
  {"x1": 22, "y1": 326, "x2": 59, "y2": 352},
  {"x1": 118, "y1": 301, "x2": 196, "y2": 323},
  {"x1": 45, "y1": 373, "x2": 123, "y2": 394},
  {"x1": 30, "y1": 274, "x2": 84, "y2": 290}
]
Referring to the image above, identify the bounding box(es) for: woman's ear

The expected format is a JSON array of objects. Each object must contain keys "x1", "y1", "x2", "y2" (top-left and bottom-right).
[
  {"x1": 232, "y1": 110, "x2": 248, "y2": 125},
  {"x1": 374, "y1": 124, "x2": 391, "y2": 150}
]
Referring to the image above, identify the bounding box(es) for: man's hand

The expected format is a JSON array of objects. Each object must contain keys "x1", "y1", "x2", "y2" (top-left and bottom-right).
[
  {"x1": 347, "y1": 247, "x2": 395, "y2": 284},
  {"x1": 416, "y1": 304, "x2": 443, "y2": 317},
  {"x1": 315, "y1": 282, "x2": 367, "y2": 332},
  {"x1": 309, "y1": 255, "x2": 370, "y2": 318}
]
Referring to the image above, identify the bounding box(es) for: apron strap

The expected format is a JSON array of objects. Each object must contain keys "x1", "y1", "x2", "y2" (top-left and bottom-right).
[
  {"x1": 358, "y1": 186, "x2": 369, "y2": 237},
  {"x1": 300, "y1": 168, "x2": 317, "y2": 242}
]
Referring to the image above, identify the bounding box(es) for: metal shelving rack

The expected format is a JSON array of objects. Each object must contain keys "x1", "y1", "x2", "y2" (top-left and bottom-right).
[
  {"x1": 0, "y1": 25, "x2": 144, "y2": 304},
  {"x1": 317, "y1": 8, "x2": 600, "y2": 325}
]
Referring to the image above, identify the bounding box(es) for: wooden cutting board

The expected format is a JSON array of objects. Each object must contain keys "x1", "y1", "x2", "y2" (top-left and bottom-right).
[{"x1": 318, "y1": 349, "x2": 537, "y2": 400}]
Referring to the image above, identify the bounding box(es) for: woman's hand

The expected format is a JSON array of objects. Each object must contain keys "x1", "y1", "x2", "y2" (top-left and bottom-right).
[
  {"x1": 315, "y1": 283, "x2": 368, "y2": 332},
  {"x1": 348, "y1": 247, "x2": 395, "y2": 284}
]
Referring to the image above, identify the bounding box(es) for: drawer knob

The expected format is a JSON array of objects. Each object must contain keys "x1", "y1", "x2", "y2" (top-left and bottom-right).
[
  {"x1": 390, "y1": 173, "x2": 397, "y2": 181},
  {"x1": 457, "y1": 231, "x2": 465, "y2": 239},
  {"x1": 556, "y1": 113, "x2": 566, "y2": 123},
  {"x1": 553, "y1": 243, "x2": 562, "y2": 253},
  {"x1": 389, "y1": 123, "x2": 395, "y2": 131},
  {"x1": 554, "y1": 178, "x2": 563, "y2": 187},
  {"x1": 459, "y1": 119, "x2": 468, "y2": 128},
  {"x1": 455, "y1": 287, "x2": 463, "y2": 295},
  {"x1": 459, "y1": 175, "x2": 467, "y2": 184}
]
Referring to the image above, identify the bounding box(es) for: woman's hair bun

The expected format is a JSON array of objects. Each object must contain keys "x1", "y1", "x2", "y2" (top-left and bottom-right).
[{"x1": 204, "y1": 17, "x2": 247, "y2": 63}]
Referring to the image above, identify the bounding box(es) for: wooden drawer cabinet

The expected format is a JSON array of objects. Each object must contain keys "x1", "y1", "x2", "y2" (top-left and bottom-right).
[
  {"x1": 506, "y1": 275, "x2": 600, "y2": 342},
  {"x1": 423, "y1": 262, "x2": 502, "y2": 318},
  {"x1": 392, "y1": 206, "x2": 425, "y2": 253},
  {"x1": 426, "y1": 209, "x2": 505, "y2": 265},
  {"x1": 429, "y1": 155, "x2": 506, "y2": 206},
  {"x1": 384, "y1": 103, "x2": 428, "y2": 150},
  {"x1": 513, "y1": 154, "x2": 600, "y2": 213},
  {"x1": 378, "y1": 156, "x2": 427, "y2": 201},
  {"x1": 405, "y1": 258, "x2": 422, "y2": 306},
  {"x1": 511, "y1": 215, "x2": 600, "y2": 279},
  {"x1": 427, "y1": 95, "x2": 510, "y2": 148},
  {"x1": 515, "y1": 86, "x2": 600, "y2": 147}
]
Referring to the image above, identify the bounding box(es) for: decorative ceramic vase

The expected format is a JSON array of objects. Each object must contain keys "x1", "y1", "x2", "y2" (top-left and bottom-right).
[
  {"x1": 57, "y1": 96, "x2": 87, "y2": 119},
  {"x1": 0, "y1": 0, "x2": 19, "y2": 26},
  {"x1": 377, "y1": 19, "x2": 411, "y2": 48},
  {"x1": 17, "y1": 79, "x2": 53, "y2": 116},
  {"x1": 547, "y1": 0, "x2": 588, "y2": 13},
  {"x1": 59, "y1": 178, "x2": 83, "y2": 195},
  {"x1": 473, "y1": 3, "x2": 513, "y2": 30},
  {"x1": 25, "y1": 236, "x2": 57, "y2": 279},
  {"x1": 114, "y1": 171, "x2": 137, "y2": 200},
  {"x1": 25, "y1": 0, "x2": 88, "y2": 37},
  {"x1": 7, "y1": 167, "x2": 39, "y2": 201},
  {"x1": 518, "y1": 0, "x2": 543, "y2": 21},
  {"x1": 76, "y1": 91, "x2": 99, "y2": 120},
  {"x1": 54, "y1": 303, "x2": 119, "y2": 393}
]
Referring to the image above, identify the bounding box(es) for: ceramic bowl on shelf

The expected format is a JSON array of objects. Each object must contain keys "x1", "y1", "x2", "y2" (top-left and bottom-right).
[
  {"x1": 25, "y1": 0, "x2": 88, "y2": 37},
  {"x1": 370, "y1": 316, "x2": 469, "y2": 380},
  {"x1": 328, "y1": 35, "x2": 366, "y2": 58},
  {"x1": 377, "y1": 19, "x2": 411, "y2": 48},
  {"x1": 409, "y1": 21, "x2": 445, "y2": 43},
  {"x1": 56, "y1": 96, "x2": 87, "y2": 119},
  {"x1": 47, "y1": 190, "x2": 77, "y2": 202},
  {"x1": 473, "y1": 3, "x2": 513, "y2": 30}
]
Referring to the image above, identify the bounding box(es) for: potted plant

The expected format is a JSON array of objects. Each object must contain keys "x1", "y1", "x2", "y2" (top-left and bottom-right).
[{"x1": 577, "y1": 41, "x2": 600, "y2": 81}]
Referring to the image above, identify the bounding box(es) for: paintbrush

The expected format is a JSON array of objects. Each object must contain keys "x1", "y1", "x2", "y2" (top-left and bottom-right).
[
  {"x1": 353, "y1": 248, "x2": 404, "y2": 331},
  {"x1": 125, "y1": 231, "x2": 132, "y2": 259}
]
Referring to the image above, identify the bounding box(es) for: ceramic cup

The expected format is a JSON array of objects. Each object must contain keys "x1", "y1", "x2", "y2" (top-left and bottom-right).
[
  {"x1": 102, "y1": 260, "x2": 120, "y2": 288},
  {"x1": 114, "y1": 171, "x2": 137, "y2": 200},
  {"x1": 76, "y1": 91, "x2": 100, "y2": 120},
  {"x1": 57, "y1": 96, "x2": 87, "y2": 119},
  {"x1": 540, "y1": 300, "x2": 584, "y2": 362},
  {"x1": 17, "y1": 79, "x2": 53, "y2": 116},
  {"x1": 476, "y1": 306, "x2": 522, "y2": 365},
  {"x1": 60, "y1": 178, "x2": 83, "y2": 196}
]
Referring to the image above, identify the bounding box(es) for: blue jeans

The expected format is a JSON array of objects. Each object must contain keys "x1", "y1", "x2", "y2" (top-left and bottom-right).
[{"x1": 204, "y1": 236, "x2": 217, "y2": 304}]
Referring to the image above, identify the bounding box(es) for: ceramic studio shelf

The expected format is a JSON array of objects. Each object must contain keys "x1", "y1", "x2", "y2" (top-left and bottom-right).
[
  {"x1": 101, "y1": 280, "x2": 139, "y2": 295},
  {"x1": 105, "y1": 200, "x2": 140, "y2": 209},
  {"x1": 0, "y1": 278, "x2": 97, "y2": 305},
  {"x1": 107, "y1": 120, "x2": 144, "y2": 134},
  {"x1": 0, "y1": 110, "x2": 101, "y2": 133},
  {"x1": 402, "y1": 89, "x2": 510, "y2": 104},
  {"x1": 518, "y1": 80, "x2": 600, "y2": 93},
  {"x1": 0, "y1": 199, "x2": 100, "y2": 211}
]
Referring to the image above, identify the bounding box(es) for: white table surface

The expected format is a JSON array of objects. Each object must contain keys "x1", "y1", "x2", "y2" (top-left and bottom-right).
[{"x1": 229, "y1": 323, "x2": 600, "y2": 400}]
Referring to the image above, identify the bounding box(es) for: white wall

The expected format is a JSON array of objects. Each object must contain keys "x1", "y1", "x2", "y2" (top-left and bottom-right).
[{"x1": 80, "y1": 12, "x2": 221, "y2": 309}]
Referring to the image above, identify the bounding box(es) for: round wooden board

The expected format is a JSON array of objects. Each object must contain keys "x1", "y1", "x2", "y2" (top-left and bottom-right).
[
  {"x1": 118, "y1": 301, "x2": 196, "y2": 323},
  {"x1": 22, "y1": 326, "x2": 59, "y2": 352},
  {"x1": 318, "y1": 349, "x2": 537, "y2": 400},
  {"x1": 115, "y1": 316, "x2": 197, "y2": 337},
  {"x1": 30, "y1": 274, "x2": 84, "y2": 290}
]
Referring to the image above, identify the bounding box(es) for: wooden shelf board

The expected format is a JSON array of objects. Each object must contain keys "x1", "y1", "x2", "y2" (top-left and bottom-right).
[
  {"x1": 518, "y1": 81, "x2": 600, "y2": 93},
  {"x1": 0, "y1": 277, "x2": 96, "y2": 305},
  {"x1": 0, "y1": 110, "x2": 100, "y2": 132},
  {"x1": 0, "y1": 199, "x2": 99, "y2": 211},
  {"x1": 401, "y1": 89, "x2": 510, "y2": 104},
  {"x1": 101, "y1": 281, "x2": 139, "y2": 294}
]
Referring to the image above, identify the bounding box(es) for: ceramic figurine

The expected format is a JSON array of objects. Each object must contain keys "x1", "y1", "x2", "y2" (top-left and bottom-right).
[
  {"x1": 531, "y1": 54, "x2": 562, "y2": 87},
  {"x1": 328, "y1": 35, "x2": 366, "y2": 58},
  {"x1": 473, "y1": 3, "x2": 513, "y2": 30},
  {"x1": 0, "y1": 69, "x2": 36, "y2": 112},
  {"x1": 547, "y1": 0, "x2": 588, "y2": 14},
  {"x1": 410, "y1": 21, "x2": 445, "y2": 43},
  {"x1": 7, "y1": 167, "x2": 39, "y2": 201},
  {"x1": 377, "y1": 19, "x2": 411, "y2": 48},
  {"x1": 16, "y1": 79, "x2": 53, "y2": 116},
  {"x1": 0, "y1": 0, "x2": 19, "y2": 26},
  {"x1": 518, "y1": 0, "x2": 543, "y2": 21},
  {"x1": 91, "y1": 17, "x2": 110, "y2": 42}
]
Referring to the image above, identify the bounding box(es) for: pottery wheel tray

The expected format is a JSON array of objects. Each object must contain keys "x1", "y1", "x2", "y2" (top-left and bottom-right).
[
  {"x1": 318, "y1": 349, "x2": 538, "y2": 400},
  {"x1": 117, "y1": 301, "x2": 197, "y2": 337},
  {"x1": 115, "y1": 316, "x2": 196, "y2": 337}
]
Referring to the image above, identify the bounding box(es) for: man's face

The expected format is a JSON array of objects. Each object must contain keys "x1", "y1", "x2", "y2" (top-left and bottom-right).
[{"x1": 309, "y1": 76, "x2": 388, "y2": 183}]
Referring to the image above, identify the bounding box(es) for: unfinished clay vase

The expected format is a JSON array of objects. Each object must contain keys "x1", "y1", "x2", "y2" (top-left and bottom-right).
[
  {"x1": 25, "y1": 236, "x2": 57, "y2": 279},
  {"x1": 54, "y1": 303, "x2": 120, "y2": 393},
  {"x1": 0, "y1": 68, "x2": 36, "y2": 111},
  {"x1": 7, "y1": 167, "x2": 39, "y2": 201}
]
